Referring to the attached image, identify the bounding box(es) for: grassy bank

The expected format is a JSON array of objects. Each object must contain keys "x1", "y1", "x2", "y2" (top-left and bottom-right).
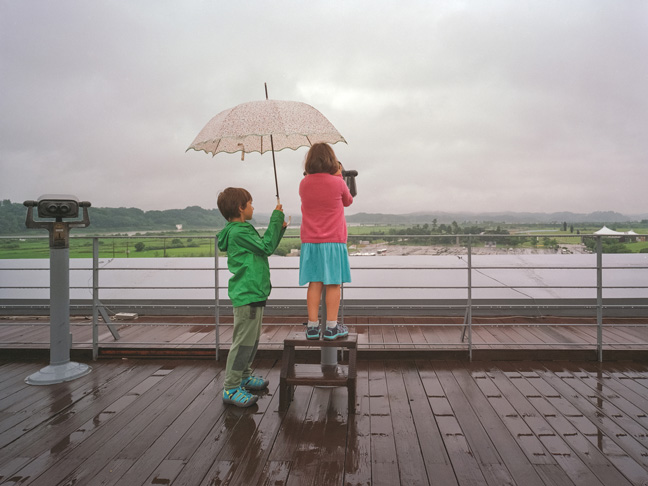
[{"x1": 1, "y1": 226, "x2": 646, "y2": 259}]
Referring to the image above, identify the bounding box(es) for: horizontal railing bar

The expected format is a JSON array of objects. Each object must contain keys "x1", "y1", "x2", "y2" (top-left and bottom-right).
[{"x1": 5, "y1": 265, "x2": 646, "y2": 272}]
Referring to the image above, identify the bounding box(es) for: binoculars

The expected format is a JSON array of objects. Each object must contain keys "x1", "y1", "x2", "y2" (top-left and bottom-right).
[
  {"x1": 341, "y1": 169, "x2": 358, "y2": 197},
  {"x1": 24, "y1": 195, "x2": 90, "y2": 220}
]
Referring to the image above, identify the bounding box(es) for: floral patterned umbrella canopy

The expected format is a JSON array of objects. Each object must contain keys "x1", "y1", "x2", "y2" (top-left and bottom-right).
[{"x1": 187, "y1": 91, "x2": 346, "y2": 202}]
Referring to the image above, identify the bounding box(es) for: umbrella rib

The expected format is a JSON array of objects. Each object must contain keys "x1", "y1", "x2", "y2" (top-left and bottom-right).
[{"x1": 212, "y1": 138, "x2": 222, "y2": 157}]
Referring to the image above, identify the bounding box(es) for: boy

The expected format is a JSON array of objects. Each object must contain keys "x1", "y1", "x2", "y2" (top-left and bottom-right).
[{"x1": 217, "y1": 187, "x2": 287, "y2": 407}]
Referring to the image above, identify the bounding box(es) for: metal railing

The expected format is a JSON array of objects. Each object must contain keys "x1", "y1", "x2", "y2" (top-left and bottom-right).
[{"x1": 1, "y1": 233, "x2": 647, "y2": 361}]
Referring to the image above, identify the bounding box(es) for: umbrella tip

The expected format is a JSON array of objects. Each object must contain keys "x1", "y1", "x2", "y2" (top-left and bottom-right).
[{"x1": 264, "y1": 82, "x2": 269, "y2": 100}]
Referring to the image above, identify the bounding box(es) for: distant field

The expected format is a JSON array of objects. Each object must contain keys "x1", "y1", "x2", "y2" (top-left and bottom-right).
[
  {"x1": 0, "y1": 236, "x2": 217, "y2": 259},
  {"x1": 1, "y1": 226, "x2": 646, "y2": 258},
  {"x1": 0, "y1": 229, "x2": 304, "y2": 259}
]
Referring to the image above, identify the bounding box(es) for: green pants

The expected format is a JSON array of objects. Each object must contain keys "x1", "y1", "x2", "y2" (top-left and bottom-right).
[{"x1": 224, "y1": 304, "x2": 263, "y2": 390}]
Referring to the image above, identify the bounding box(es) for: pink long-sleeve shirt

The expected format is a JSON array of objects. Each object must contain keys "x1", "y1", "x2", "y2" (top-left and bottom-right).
[{"x1": 299, "y1": 173, "x2": 353, "y2": 243}]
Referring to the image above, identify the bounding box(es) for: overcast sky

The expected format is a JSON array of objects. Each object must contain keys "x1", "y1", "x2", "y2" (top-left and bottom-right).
[{"x1": 1, "y1": 1, "x2": 647, "y2": 218}]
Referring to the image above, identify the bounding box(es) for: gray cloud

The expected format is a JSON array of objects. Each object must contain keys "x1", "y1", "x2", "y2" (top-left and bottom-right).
[{"x1": 1, "y1": 0, "x2": 647, "y2": 217}]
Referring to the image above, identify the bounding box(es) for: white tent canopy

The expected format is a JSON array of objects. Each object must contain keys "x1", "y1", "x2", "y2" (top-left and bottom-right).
[{"x1": 595, "y1": 226, "x2": 637, "y2": 236}]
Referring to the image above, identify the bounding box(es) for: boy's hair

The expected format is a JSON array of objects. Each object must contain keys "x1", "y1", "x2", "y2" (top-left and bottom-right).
[
  {"x1": 217, "y1": 187, "x2": 252, "y2": 221},
  {"x1": 304, "y1": 143, "x2": 339, "y2": 175}
]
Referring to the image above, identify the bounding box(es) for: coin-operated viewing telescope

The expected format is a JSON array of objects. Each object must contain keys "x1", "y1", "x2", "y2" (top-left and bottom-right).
[
  {"x1": 23, "y1": 195, "x2": 92, "y2": 385},
  {"x1": 25, "y1": 194, "x2": 91, "y2": 249}
]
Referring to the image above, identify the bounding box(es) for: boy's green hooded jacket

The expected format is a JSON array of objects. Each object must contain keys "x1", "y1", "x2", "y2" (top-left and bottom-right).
[{"x1": 217, "y1": 209, "x2": 286, "y2": 307}]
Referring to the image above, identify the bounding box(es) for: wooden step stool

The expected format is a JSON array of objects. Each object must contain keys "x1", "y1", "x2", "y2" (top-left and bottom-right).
[{"x1": 279, "y1": 333, "x2": 357, "y2": 414}]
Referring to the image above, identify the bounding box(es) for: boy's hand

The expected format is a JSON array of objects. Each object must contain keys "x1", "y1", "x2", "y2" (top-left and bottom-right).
[{"x1": 275, "y1": 204, "x2": 283, "y2": 212}]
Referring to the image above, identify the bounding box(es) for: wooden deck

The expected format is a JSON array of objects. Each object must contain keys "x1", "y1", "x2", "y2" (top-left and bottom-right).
[
  {"x1": 1, "y1": 357, "x2": 648, "y2": 485},
  {"x1": 1, "y1": 315, "x2": 647, "y2": 361}
]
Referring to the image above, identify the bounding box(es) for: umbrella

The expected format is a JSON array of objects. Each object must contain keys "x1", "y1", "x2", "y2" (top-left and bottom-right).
[{"x1": 187, "y1": 84, "x2": 346, "y2": 203}]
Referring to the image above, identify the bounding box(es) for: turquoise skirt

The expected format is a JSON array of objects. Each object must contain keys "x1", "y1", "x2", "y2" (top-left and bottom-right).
[{"x1": 299, "y1": 243, "x2": 351, "y2": 286}]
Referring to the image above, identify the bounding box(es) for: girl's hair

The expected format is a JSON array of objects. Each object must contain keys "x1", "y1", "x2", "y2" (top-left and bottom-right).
[
  {"x1": 304, "y1": 143, "x2": 339, "y2": 175},
  {"x1": 217, "y1": 187, "x2": 252, "y2": 221}
]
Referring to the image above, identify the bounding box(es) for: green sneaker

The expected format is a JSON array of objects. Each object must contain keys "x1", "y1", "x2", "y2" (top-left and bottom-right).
[
  {"x1": 240, "y1": 375, "x2": 269, "y2": 390},
  {"x1": 223, "y1": 387, "x2": 258, "y2": 407}
]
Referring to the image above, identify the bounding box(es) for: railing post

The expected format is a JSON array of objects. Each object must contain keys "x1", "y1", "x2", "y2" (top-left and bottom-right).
[
  {"x1": 92, "y1": 238, "x2": 99, "y2": 360},
  {"x1": 467, "y1": 236, "x2": 473, "y2": 361},
  {"x1": 596, "y1": 235, "x2": 603, "y2": 362},
  {"x1": 214, "y1": 239, "x2": 220, "y2": 361}
]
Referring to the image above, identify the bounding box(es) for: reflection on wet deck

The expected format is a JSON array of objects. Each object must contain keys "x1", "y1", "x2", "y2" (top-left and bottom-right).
[{"x1": 1, "y1": 358, "x2": 647, "y2": 485}]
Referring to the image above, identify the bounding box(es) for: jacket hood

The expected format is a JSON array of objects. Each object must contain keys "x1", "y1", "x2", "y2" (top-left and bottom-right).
[{"x1": 217, "y1": 223, "x2": 234, "y2": 252}]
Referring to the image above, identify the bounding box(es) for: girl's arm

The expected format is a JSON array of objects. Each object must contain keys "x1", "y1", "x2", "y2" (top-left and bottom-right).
[{"x1": 340, "y1": 177, "x2": 353, "y2": 207}]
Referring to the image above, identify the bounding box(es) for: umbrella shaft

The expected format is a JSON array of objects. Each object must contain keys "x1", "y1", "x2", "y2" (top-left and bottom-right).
[{"x1": 270, "y1": 134, "x2": 280, "y2": 201}]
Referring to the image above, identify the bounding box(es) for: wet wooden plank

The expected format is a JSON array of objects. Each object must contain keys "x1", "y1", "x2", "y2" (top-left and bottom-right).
[
  {"x1": 4, "y1": 316, "x2": 648, "y2": 357},
  {"x1": 418, "y1": 361, "x2": 487, "y2": 485},
  {"x1": 342, "y1": 359, "x2": 372, "y2": 486},
  {"x1": 258, "y1": 461, "x2": 292, "y2": 486},
  {"x1": 537, "y1": 362, "x2": 648, "y2": 470},
  {"x1": 354, "y1": 324, "x2": 370, "y2": 348},
  {"x1": 0, "y1": 362, "x2": 164, "y2": 482},
  {"x1": 284, "y1": 387, "x2": 337, "y2": 486},
  {"x1": 489, "y1": 365, "x2": 618, "y2": 486},
  {"x1": 24, "y1": 364, "x2": 198, "y2": 486},
  {"x1": 393, "y1": 325, "x2": 412, "y2": 347},
  {"x1": 454, "y1": 363, "x2": 548, "y2": 486},
  {"x1": 603, "y1": 363, "x2": 648, "y2": 410},
  {"x1": 420, "y1": 324, "x2": 460, "y2": 349},
  {"x1": 106, "y1": 369, "x2": 222, "y2": 484},
  {"x1": 383, "y1": 360, "x2": 429, "y2": 485},
  {"x1": 0, "y1": 360, "x2": 139, "y2": 451},
  {"x1": 173, "y1": 325, "x2": 213, "y2": 346},
  {"x1": 170, "y1": 414, "x2": 237, "y2": 485},
  {"x1": 500, "y1": 362, "x2": 645, "y2": 486},
  {"x1": 515, "y1": 325, "x2": 556, "y2": 346},
  {"x1": 91, "y1": 458, "x2": 135, "y2": 486},
  {"x1": 434, "y1": 361, "x2": 520, "y2": 485},
  {"x1": 1, "y1": 358, "x2": 648, "y2": 486},
  {"x1": 199, "y1": 460, "x2": 236, "y2": 486},
  {"x1": 367, "y1": 324, "x2": 385, "y2": 349},
  {"x1": 3, "y1": 362, "x2": 164, "y2": 456},
  {"x1": 311, "y1": 388, "x2": 350, "y2": 486},
  {"x1": 614, "y1": 324, "x2": 648, "y2": 343},
  {"x1": 399, "y1": 361, "x2": 457, "y2": 485},
  {"x1": 366, "y1": 360, "x2": 399, "y2": 486},
  {"x1": 0, "y1": 362, "x2": 35, "y2": 384}
]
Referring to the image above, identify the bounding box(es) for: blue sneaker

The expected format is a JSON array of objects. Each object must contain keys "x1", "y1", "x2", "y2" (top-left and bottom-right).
[
  {"x1": 323, "y1": 323, "x2": 349, "y2": 340},
  {"x1": 223, "y1": 387, "x2": 258, "y2": 407},
  {"x1": 305, "y1": 326, "x2": 321, "y2": 340},
  {"x1": 241, "y1": 375, "x2": 269, "y2": 390}
]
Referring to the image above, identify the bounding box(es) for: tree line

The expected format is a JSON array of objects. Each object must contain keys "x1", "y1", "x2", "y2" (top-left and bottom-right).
[
  {"x1": 362, "y1": 221, "x2": 525, "y2": 246},
  {"x1": 0, "y1": 200, "x2": 228, "y2": 235}
]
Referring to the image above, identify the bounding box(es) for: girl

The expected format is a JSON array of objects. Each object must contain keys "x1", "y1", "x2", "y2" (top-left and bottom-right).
[{"x1": 299, "y1": 143, "x2": 353, "y2": 340}]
